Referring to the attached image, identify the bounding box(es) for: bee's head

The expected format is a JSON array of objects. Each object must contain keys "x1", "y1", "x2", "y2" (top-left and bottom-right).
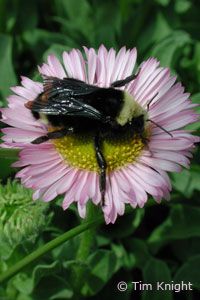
[{"x1": 115, "y1": 91, "x2": 173, "y2": 138}]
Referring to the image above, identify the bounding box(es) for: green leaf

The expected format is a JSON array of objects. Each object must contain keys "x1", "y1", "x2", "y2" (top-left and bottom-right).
[
  {"x1": 96, "y1": 235, "x2": 110, "y2": 247},
  {"x1": 137, "y1": 10, "x2": 172, "y2": 53},
  {"x1": 0, "y1": 243, "x2": 25, "y2": 263},
  {"x1": 0, "y1": 242, "x2": 15, "y2": 262},
  {"x1": 12, "y1": 273, "x2": 33, "y2": 295},
  {"x1": 62, "y1": 0, "x2": 88, "y2": 20},
  {"x1": 15, "y1": 0, "x2": 38, "y2": 33},
  {"x1": 0, "y1": 286, "x2": 8, "y2": 300},
  {"x1": 11, "y1": 261, "x2": 60, "y2": 296},
  {"x1": 32, "y1": 275, "x2": 73, "y2": 300},
  {"x1": 0, "y1": 158, "x2": 16, "y2": 180},
  {"x1": 171, "y1": 165, "x2": 200, "y2": 198},
  {"x1": 16, "y1": 294, "x2": 33, "y2": 300},
  {"x1": 6, "y1": 278, "x2": 18, "y2": 300},
  {"x1": 148, "y1": 204, "x2": 200, "y2": 253},
  {"x1": 125, "y1": 238, "x2": 151, "y2": 269},
  {"x1": 0, "y1": 148, "x2": 20, "y2": 159},
  {"x1": 23, "y1": 29, "x2": 75, "y2": 62},
  {"x1": 82, "y1": 250, "x2": 117, "y2": 296},
  {"x1": 0, "y1": 259, "x2": 7, "y2": 274},
  {"x1": 95, "y1": 25, "x2": 117, "y2": 49},
  {"x1": 53, "y1": 0, "x2": 96, "y2": 46},
  {"x1": 174, "y1": 255, "x2": 200, "y2": 289},
  {"x1": 184, "y1": 93, "x2": 200, "y2": 131},
  {"x1": 180, "y1": 42, "x2": 200, "y2": 90},
  {"x1": 0, "y1": 34, "x2": 17, "y2": 100},
  {"x1": 155, "y1": 0, "x2": 171, "y2": 6},
  {"x1": 193, "y1": 42, "x2": 200, "y2": 86},
  {"x1": 149, "y1": 30, "x2": 191, "y2": 67},
  {"x1": 111, "y1": 243, "x2": 132, "y2": 270},
  {"x1": 142, "y1": 258, "x2": 172, "y2": 300},
  {"x1": 174, "y1": 0, "x2": 192, "y2": 14},
  {"x1": 87, "y1": 249, "x2": 117, "y2": 281},
  {"x1": 172, "y1": 238, "x2": 200, "y2": 262},
  {"x1": 90, "y1": 1, "x2": 121, "y2": 48},
  {"x1": 50, "y1": 287, "x2": 73, "y2": 300},
  {"x1": 32, "y1": 261, "x2": 60, "y2": 290},
  {"x1": 191, "y1": 93, "x2": 200, "y2": 105},
  {"x1": 152, "y1": 11, "x2": 172, "y2": 42},
  {"x1": 0, "y1": 145, "x2": 19, "y2": 180},
  {"x1": 52, "y1": 236, "x2": 80, "y2": 263}
]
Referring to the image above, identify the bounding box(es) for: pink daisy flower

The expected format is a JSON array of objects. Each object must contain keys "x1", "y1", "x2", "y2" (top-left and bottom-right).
[{"x1": 1, "y1": 45, "x2": 199, "y2": 224}]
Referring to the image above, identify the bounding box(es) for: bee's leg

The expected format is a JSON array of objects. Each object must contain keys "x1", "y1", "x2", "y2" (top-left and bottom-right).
[
  {"x1": 31, "y1": 127, "x2": 74, "y2": 144},
  {"x1": 139, "y1": 133, "x2": 149, "y2": 146},
  {"x1": 111, "y1": 69, "x2": 141, "y2": 88},
  {"x1": 139, "y1": 133, "x2": 154, "y2": 157},
  {"x1": 94, "y1": 134, "x2": 107, "y2": 206}
]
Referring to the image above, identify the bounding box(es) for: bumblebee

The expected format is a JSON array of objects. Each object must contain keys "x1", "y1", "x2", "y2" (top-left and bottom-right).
[{"x1": 25, "y1": 74, "x2": 171, "y2": 204}]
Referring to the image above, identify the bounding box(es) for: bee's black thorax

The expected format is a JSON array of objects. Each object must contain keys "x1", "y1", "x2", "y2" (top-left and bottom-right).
[
  {"x1": 32, "y1": 87, "x2": 124, "y2": 135},
  {"x1": 86, "y1": 88, "x2": 124, "y2": 119}
]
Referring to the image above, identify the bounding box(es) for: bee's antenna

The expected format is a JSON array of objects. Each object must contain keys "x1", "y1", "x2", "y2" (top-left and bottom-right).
[{"x1": 147, "y1": 119, "x2": 173, "y2": 138}]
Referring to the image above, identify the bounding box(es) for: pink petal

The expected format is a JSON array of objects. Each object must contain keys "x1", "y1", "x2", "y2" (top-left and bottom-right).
[{"x1": 47, "y1": 54, "x2": 66, "y2": 79}]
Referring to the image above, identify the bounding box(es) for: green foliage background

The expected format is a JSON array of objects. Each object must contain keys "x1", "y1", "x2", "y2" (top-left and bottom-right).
[{"x1": 0, "y1": 0, "x2": 200, "y2": 299}]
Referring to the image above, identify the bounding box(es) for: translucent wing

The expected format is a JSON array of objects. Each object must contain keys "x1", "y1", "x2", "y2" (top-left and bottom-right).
[{"x1": 25, "y1": 77, "x2": 103, "y2": 121}]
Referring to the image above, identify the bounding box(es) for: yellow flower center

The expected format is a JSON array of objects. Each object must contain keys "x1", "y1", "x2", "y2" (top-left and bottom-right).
[{"x1": 51, "y1": 128, "x2": 150, "y2": 173}]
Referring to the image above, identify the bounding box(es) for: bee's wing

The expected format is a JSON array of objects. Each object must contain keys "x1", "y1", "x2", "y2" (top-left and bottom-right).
[{"x1": 25, "y1": 77, "x2": 103, "y2": 121}]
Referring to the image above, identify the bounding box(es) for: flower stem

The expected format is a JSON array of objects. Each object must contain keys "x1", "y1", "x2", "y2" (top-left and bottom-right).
[
  {"x1": 70, "y1": 201, "x2": 100, "y2": 298},
  {"x1": 0, "y1": 204, "x2": 135, "y2": 285},
  {"x1": 0, "y1": 211, "x2": 104, "y2": 284}
]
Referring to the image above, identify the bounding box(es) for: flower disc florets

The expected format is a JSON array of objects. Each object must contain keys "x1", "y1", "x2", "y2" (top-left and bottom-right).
[{"x1": 52, "y1": 127, "x2": 149, "y2": 173}]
